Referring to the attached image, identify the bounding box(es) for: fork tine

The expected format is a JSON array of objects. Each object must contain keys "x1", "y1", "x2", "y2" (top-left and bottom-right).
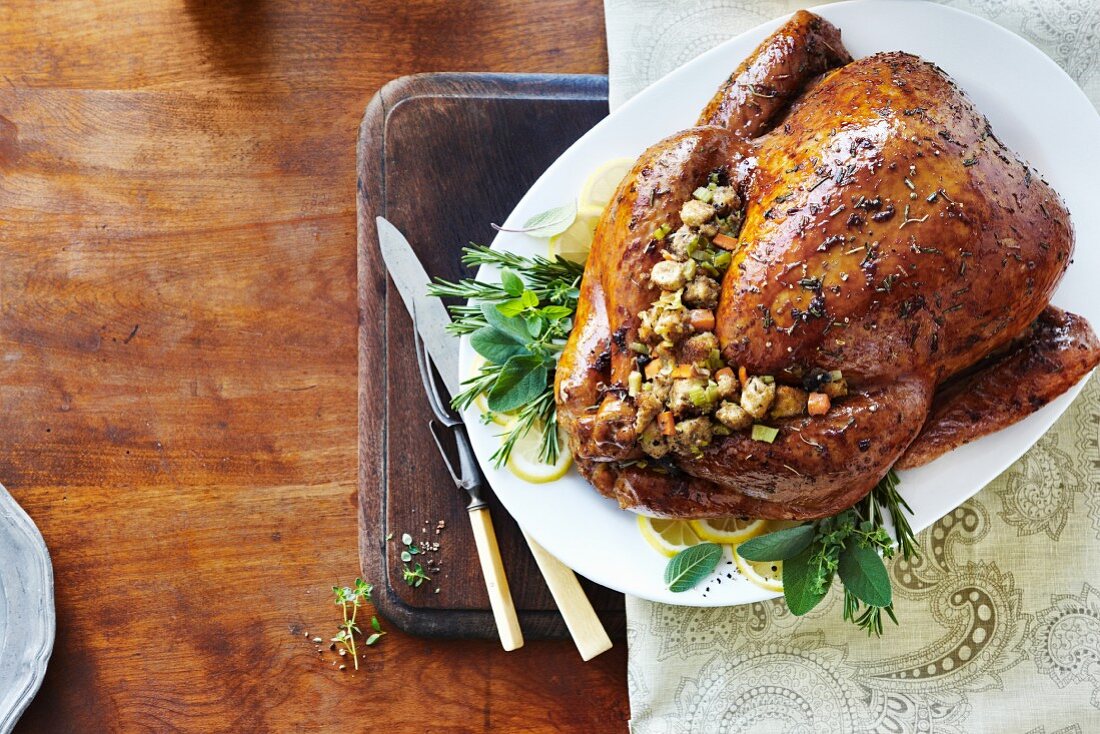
[
  {"x1": 412, "y1": 305, "x2": 457, "y2": 425},
  {"x1": 427, "y1": 420, "x2": 463, "y2": 486}
]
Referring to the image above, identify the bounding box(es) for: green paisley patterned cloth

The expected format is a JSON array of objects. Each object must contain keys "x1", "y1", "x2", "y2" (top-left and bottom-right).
[{"x1": 603, "y1": 1, "x2": 1100, "y2": 731}]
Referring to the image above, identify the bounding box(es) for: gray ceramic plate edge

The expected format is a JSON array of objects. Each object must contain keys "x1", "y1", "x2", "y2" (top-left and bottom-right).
[{"x1": 0, "y1": 481, "x2": 54, "y2": 733}]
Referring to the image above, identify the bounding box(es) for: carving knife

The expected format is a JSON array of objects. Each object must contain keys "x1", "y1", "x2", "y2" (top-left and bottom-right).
[{"x1": 377, "y1": 216, "x2": 612, "y2": 660}]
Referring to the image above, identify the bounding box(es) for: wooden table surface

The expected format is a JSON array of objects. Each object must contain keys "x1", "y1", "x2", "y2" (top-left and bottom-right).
[{"x1": 0, "y1": 2, "x2": 625, "y2": 731}]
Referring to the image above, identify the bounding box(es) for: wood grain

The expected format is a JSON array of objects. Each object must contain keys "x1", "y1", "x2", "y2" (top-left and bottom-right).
[
  {"x1": 0, "y1": 1, "x2": 627, "y2": 731},
  {"x1": 357, "y1": 72, "x2": 626, "y2": 642}
]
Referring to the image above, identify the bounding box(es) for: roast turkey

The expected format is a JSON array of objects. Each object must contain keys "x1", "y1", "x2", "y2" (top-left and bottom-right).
[{"x1": 555, "y1": 10, "x2": 1100, "y2": 519}]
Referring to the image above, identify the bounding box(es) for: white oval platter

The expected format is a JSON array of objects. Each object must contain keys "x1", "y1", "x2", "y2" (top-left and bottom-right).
[{"x1": 458, "y1": 0, "x2": 1100, "y2": 605}]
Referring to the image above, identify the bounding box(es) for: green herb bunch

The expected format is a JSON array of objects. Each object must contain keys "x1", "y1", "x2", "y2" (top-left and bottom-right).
[
  {"x1": 664, "y1": 470, "x2": 918, "y2": 635},
  {"x1": 331, "y1": 578, "x2": 385, "y2": 670},
  {"x1": 427, "y1": 245, "x2": 584, "y2": 466},
  {"x1": 738, "y1": 469, "x2": 916, "y2": 634}
]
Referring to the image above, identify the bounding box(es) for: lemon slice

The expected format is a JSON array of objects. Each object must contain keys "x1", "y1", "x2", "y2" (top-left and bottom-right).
[
  {"x1": 763, "y1": 519, "x2": 803, "y2": 533},
  {"x1": 506, "y1": 421, "x2": 572, "y2": 483},
  {"x1": 579, "y1": 157, "x2": 635, "y2": 211},
  {"x1": 467, "y1": 353, "x2": 488, "y2": 382},
  {"x1": 473, "y1": 392, "x2": 512, "y2": 426},
  {"x1": 734, "y1": 546, "x2": 784, "y2": 592},
  {"x1": 549, "y1": 204, "x2": 604, "y2": 264},
  {"x1": 689, "y1": 517, "x2": 767, "y2": 544},
  {"x1": 637, "y1": 516, "x2": 704, "y2": 557}
]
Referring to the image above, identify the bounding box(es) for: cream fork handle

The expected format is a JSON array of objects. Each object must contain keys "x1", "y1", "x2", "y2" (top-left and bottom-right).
[{"x1": 468, "y1": 507, "x2": 524, "y2": 651}]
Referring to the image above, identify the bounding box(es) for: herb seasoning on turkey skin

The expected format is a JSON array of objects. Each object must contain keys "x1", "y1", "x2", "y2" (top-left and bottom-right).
[{"x1": 554, "y1": 10, "x2": 1100, "y2": 520}]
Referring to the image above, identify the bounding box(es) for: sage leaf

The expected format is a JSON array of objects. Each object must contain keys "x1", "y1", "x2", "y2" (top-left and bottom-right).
[
  {"x1": 487, "y1": 354, "x2": 547, "y2": 412},
  {"x1": 664, "y1": 543, "x2": 722, "y2": 592},
  {"x1": 782, "y1": 543, "x2": 829, "y2": 615},
  {"x1": 737, "y1": 524, "x2": 815, "y2": 562},
  {"x1": 520, "y1": 202, "x2": 577, "y2": 238},
  {"x1": 838, "y1": 544, "x2": 892, "y2": 608},
  {"x1": 500, "y1": 269, "x2": 524, "y2": 297},
  {"x1": 470, "y1": 326, "x2": 529, "y2": 364},
  {"x1": 481, "y1": 303, "x2": 530, "y2": 342}
]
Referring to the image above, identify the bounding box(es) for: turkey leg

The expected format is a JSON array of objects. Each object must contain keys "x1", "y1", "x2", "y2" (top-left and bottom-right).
[
  {"x1": 697, "y1": 9, "x2": 851, "y2": 137},
  {"x1": 898, "y1": 306, "x2": 1100, "y2": 469}
]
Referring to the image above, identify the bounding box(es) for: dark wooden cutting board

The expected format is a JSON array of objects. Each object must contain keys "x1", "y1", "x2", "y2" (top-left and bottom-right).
[{"x1": 356, "y1": 72, "x2": 626, "y2": 639}]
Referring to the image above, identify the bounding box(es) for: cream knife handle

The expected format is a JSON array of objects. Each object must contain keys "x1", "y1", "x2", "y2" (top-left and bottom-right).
[
  {"x1": 468, "y1": 507, "x2": 524, "y2": 651},
  {"x1": 522, "y1": 530, "x2": 613, "y2": 661}
]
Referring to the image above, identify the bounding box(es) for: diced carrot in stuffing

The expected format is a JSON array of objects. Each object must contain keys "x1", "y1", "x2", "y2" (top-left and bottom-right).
[
  {"x1": 738, "y1": 365, "x2": 748, "y2": 388},
  {"x1": 807, "y1": 392, "x2": 831, "y2": 416},
  {"x1": 713, "y1": 233, "x2": 738, "y2": 250},
  {"x1": 688, "y1": 309, "x2": 715, "y2": 332},
  {"x1": 658, "y1": 411, "x2": 676, "y2": 436},
  {"x1": 715, "y1": 366, "x2": 735, "y2": 383},
  {"x1": 670, "y1": 363, "x2": 695, "y2": 379},
  {"x1": 644, "y1": 359, "x2": 663, "y2": 380}
]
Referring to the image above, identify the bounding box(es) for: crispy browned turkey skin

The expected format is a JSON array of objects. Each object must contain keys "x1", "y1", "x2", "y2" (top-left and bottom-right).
[{"x1": 555, "y1": 10, "x2": 1100, "y2": 519}]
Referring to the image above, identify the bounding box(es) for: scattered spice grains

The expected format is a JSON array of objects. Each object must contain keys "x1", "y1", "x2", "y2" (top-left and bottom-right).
[
  {"x1": 305, "y1": 521, "x2": 451, "y2": 674},
  {"x1": 398, "y1": 520, "x2": 447, "y2": 589}
]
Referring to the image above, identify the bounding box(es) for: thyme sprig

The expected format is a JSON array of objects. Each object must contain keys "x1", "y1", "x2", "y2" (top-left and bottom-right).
[
  {"x1": 402, "y1": 563, "x2": 431, "y2": 588},
  {"x1": 331, "y1": 579, "x2": 384, "y2": 670}
]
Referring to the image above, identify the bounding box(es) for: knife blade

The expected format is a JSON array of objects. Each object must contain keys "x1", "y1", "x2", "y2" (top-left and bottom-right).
[
  {"x1": 376, "y1": 216, "x2": 460, "y2": 397},
  {"x1": 375, "y1": 216, "x2": 612, "y2": 660}
]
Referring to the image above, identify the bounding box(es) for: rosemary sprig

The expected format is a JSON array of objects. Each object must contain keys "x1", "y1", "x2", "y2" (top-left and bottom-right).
[
  {"x1": 459, "y1": 244, "x2": 584, "y2": 283},
  {"x1": 489, "y1": 390, "x2": 559, "y2": 466},
  {"x1": 871, "y1": 468, "x2": 917, "y2": 560},
  {"x1": 452, "y1": 361, "x2": 505, "y2": 411},
  {"x1": 843, "y1": 588, "x2": 899, "y2": 635},
  {"x1": 429, "y1": 245, "x2": 583, "y2": 337},
  {"x1": 427, "y1": 278, "x2": 513, "y2": 304}
]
